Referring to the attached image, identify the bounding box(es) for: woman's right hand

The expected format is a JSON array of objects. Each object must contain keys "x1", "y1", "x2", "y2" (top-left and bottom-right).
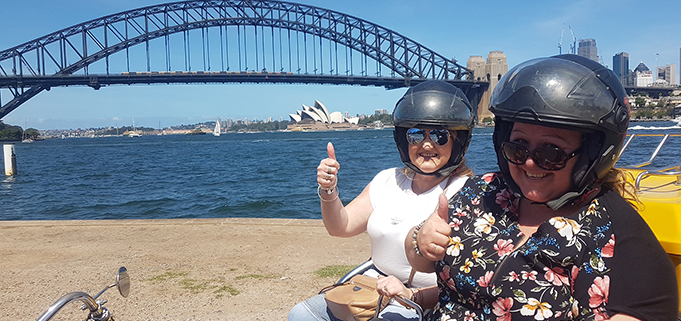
[
  {"x1": 417, "y1": 194, "x2": 453, "y2": 261},
  {"x1": 317, "y1": 142, "x2": 340, "y2": 190}
]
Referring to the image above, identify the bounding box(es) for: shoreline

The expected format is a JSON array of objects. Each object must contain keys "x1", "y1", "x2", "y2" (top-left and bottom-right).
[{"x1": 0, "y1": 218, "x2": 371, "y2": 320}]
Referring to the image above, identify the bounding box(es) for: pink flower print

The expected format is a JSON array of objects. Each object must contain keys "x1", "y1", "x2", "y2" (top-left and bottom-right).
[
  {"x1": 454, "y1": 207, "x2": 467, "y2": 217},
  {"x1": 588, "y1": 276, "x2": 610, "y2": 308},
  {"x1": 494, "y1": 239, "x2": 515, "y2": 258},
  {"x1": 440, "y1": 265, "x2": 451, "y2": 280},
  {"x1": 450, "y1": 218, "x2": 462, "y2": 231},
  {"x1": 473, "y1": 208, "x2": 483, "y2": 217},
  {"x1": 570, "y1": 266, "x2": 579, "y2": 294},
  {"x1": 520, "y1": 298, "x2": 553, "y2": 320},
  {"x1": 496, "y1": 189, "x2": 513, "y2": 210},
  {"x1": 601, "y1": 235, "x2": 615, "y2": 258},
  {"x1": 508, "y1": 271, "x2": 520, "y2": 282},
  {"x1": 464, "y1": 311, "x2": 476, "y2": 321},
  {"x1": 593, "y1": 307, "x2": 609, "y2": 321},
  {"x1": 477, "y1": 271, "x2": 494, "y2": 288},
  {"x1": 440, "y1": 265, "x2": 457, "y2": 290},
  {"x1": 471, "y1": 197, "x2": 480, "y2": 206},
  {"x1": 521, "y1": 270, "x2": 538, "y2": 281},
  {"x1": 482, "y1": 172, "x2": 495, "y2": 183},
  {"x1": 492, "y1": 297, "x2": 513, "y2": 321},
  {"x1": 543, "y1": 266, "x2": 569, "y2": 286}
]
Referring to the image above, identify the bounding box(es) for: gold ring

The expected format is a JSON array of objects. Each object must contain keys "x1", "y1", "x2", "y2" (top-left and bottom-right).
[{"x1": 326, "y1": 174, "x2": 332, "y2": 180}]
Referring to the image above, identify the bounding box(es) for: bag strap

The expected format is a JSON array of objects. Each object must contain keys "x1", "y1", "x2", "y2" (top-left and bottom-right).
[{"x1": 406, "y1": 268, "x2": 416, "y2": 288}]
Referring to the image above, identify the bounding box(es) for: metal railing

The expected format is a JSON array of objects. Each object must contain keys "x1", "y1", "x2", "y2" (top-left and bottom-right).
[{"x1": 619, "y1": 134, "x2": 681, "y2": 192}]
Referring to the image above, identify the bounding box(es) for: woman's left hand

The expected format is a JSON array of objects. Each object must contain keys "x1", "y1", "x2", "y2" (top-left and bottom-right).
[{"x1": 376, "y1": 275, "x2": 412, "y2": 299}]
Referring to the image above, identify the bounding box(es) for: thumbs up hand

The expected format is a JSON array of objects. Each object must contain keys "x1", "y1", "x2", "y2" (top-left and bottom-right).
[
  {"x1": 317, "y1": 142, "x2": 339, "y2": 189},
  {"x1": 416, "y1": 194, "x2": 452, "y2": 261}
]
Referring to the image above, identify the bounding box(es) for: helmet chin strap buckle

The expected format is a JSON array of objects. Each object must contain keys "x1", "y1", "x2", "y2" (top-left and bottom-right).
[
  {"x1": 544, "y1": 191, "x2": 583, "y2": 211},
  {"x1": 543, "y1": 185, "x2": 600, "y2": 211}
]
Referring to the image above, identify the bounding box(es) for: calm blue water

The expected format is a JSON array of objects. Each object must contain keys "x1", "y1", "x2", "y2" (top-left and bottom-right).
[{"x1": 1, "y1": 121, "x2": 680, "y2": 220}]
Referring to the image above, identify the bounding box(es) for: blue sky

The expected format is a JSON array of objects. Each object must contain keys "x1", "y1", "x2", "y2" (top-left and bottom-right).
[{"x1": 1, "y1": 0, "x2": 679, "y2": 130}]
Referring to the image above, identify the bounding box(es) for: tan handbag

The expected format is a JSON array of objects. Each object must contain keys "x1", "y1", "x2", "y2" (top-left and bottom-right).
[{"x1": 321, "y1": 275, "x2": 389, "y2": 321}]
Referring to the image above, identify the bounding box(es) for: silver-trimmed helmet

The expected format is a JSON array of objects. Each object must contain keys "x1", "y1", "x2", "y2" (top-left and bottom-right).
[
  {"x1": 393, "y1": 80, "x2": 477, "y2": 176},
  {"x1": 490, "y1": 54, "x2": 630, "y2": 209}
]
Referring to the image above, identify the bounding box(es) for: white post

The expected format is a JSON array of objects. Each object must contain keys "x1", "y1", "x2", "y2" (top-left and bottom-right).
[{"x1": 4, "y1": 144, "x2": 17, "y2": 176}]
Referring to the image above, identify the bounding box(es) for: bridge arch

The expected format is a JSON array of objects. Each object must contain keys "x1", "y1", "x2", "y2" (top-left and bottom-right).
[{"x1": 0, "y1": 0, "x2": 482, "y2": 119}]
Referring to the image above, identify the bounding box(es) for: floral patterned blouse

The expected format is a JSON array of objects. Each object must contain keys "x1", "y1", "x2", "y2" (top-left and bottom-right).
[{"x1": 432, "y1": 172, "x2": 677, "y2": 321}]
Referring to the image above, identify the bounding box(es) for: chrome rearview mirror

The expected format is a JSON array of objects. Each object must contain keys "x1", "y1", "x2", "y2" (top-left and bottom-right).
[{"x1": 116, "y1": 266, "x2": 130, "y2": 298}]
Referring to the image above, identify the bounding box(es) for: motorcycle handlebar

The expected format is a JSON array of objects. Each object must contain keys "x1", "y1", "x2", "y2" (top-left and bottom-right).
[{"x1": 36, "y1": 291, "x2": 104, "y2": 321}]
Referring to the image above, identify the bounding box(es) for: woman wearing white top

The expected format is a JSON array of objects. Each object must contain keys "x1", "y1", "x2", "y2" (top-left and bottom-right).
[{"x1": 289, "y1": 80, "x2": 477, "y2": 321}]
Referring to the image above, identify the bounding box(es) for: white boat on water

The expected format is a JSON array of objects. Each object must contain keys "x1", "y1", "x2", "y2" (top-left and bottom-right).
[
  {"x1": 213, "y1": 118, "x2": 221, "y2": 136},
  {"x1": 129, "y1": 117, "x2": 141, "y2": 137}
]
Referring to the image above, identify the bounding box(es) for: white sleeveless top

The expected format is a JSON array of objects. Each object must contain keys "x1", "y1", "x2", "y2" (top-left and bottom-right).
[{"x1": 366, "y1": 168, "x2": 467, "y2": 288}]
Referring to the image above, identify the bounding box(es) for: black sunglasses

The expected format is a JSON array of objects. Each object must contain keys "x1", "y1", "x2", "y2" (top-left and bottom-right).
[
  {"x1": 406, "y1": 128, "x2": 450, "y2": 146},
  {"x1": 500, "y1": 141, "x2": 581, "y2": 171}
]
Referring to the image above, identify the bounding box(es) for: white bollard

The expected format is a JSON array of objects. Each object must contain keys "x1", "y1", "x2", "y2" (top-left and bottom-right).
[{"x1": 4, "y1": 144, "x2": 17, "y2": 176}]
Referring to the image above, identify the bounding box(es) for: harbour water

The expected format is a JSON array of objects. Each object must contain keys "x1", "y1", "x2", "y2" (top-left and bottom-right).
[{"x1": 1, "y1": 121, "x2": 680, "y2": 221}]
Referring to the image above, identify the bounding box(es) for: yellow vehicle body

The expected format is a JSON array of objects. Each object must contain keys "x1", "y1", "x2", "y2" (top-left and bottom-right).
[{"x1": 622, "y1": 163, "x2": 681, "y2": 313}]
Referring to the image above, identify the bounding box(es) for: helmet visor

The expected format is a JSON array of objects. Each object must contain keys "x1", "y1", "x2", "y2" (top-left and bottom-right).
[
  {"x1": 393, "y1": 90, "x2": 473, "y2": 130},
  {"x1": 491, "y1": 58, "x2": 616, "y2": 125}
]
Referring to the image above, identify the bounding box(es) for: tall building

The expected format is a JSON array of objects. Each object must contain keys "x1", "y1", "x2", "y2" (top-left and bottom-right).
[
  {"x1": 613, "y1": 52, "x2": 630, "y2": 86},
  {"x1": 657, "y1": 64, "x2": 677, "y2": 86},
  {"x1": 467, "y1": 51, "x2": 508, "y2": 121},
  {"x1": 634, "y1": 62, "x2": 653, "y2": 87},
  {"x1": 578, "y1": 38, "x2": 598, "y2": 62}
]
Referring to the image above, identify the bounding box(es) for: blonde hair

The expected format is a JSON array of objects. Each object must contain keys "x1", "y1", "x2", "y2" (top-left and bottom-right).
[{"x1": 599, "y1": 168, "x2": 641, "y2": 209}]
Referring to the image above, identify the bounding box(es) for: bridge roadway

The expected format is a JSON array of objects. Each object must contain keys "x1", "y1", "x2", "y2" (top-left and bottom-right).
[{"x1": 0, "y1": 71, "x2": 481, "y2": 90}]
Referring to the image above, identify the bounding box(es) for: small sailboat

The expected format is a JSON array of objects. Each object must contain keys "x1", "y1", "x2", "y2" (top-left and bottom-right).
[
  {"x1": 129, "y1": 117, "x2": 141, "y2": 137},
  {"x1": 213, "y1": 118, "x2": 221, "y2": 136}
]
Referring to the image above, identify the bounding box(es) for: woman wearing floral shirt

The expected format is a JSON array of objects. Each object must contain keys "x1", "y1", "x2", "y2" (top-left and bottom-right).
[{"x1": 406, "y1": 55, "x2": 678, "y2": 320}]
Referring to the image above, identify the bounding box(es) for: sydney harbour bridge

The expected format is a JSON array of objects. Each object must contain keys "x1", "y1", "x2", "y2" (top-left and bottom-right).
[{"x1": 0, "y1": 0, "x2": 488, "y2": 120}]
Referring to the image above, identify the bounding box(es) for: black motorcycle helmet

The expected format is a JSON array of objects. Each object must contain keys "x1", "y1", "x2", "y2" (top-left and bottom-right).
[
  {"x1": 490, "y1": 54, "x2": 630, "y2": 209},
  {"x1": 393, "y1": 80, "x2": 476, "y2": 177}
]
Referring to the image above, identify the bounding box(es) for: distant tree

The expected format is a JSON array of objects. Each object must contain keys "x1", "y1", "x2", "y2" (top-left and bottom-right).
[
  {"x1": 634, "y1": 97, "x2": 647, "y2": 108},
  {"x1": 654, "y1": 108, "x2": 673, "y2": 118},
  {"x1": 0, "y1": 121, "x2": 23, "y2": 141},
  {"x1": 359, "y1": 113, "x2": 393, "y2": 125},
  {"x1": 24, "y1": 128, "x2": 40, "y2": 140},
  {"x1": 481, "y1": 117, "x2": 494, "y2": 124},
  {"x1": 228, "y1": 120, "x2": 290, "y2": 132}
]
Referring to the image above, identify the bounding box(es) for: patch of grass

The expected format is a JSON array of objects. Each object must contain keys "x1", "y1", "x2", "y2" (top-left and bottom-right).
[
  {"x1": 235, "y1": 273, "x2": 275, "y2": 280},
  {"x1": 146, "y1": 270, "x2": 189, "y2": 283},
  {"x1": 179, "y1": 278, "x2": 213, "y2": 294},
  {"x1": 145, "y1": 270, "x2": 240, "y2": 298},
  {"x1": 214, "y1": 285, "x2": 240, "y2": 298},
  {"x1": 314, "y1": 265, "x2": 356, "y2": 278}
]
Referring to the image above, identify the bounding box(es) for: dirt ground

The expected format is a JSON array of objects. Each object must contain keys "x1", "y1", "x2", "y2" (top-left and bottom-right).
[{"x1": 0, "y1": 218, "x2": 370, "y2": 320}]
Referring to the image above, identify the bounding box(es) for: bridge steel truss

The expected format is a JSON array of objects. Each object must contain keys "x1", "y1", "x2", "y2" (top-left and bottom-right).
[{"x1": 0, "y1": 0, "x2": 484, "y2": 119}]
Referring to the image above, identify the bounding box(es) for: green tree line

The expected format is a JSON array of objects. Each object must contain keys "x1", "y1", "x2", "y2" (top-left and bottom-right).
[
  {"x1": 0, "y1": 121, "x2": 40, "y2": 141},
  {"x1": 228, "y1": 120, "x2": 291, "y2": 132}
]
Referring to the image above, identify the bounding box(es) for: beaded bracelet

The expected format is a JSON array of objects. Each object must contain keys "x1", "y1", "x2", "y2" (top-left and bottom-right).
[
  {"x1": 317, "y1": 184, "x2": 339, "y2": 203},
  {"x1": 412, "y1": 220, "x2": 427, "y2": 256}
]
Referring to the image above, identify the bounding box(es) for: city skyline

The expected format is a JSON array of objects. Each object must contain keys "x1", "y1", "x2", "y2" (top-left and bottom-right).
[{"x1": 1, "y1": 0, "x2": 679, "y2": 130}]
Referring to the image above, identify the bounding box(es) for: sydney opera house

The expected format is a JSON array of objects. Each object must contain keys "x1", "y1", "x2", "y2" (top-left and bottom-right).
[{"x1": 287, "y1": 100, "x2": 361, "y2": 131}]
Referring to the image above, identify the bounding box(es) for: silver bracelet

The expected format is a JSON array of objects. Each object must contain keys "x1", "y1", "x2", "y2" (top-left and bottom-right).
[
  {"x1": 412, "y1": 220, "x2": 427, "y2": 256},
  {"x1": 317, "y1": 184, "x2": 339, "y2": 203}
]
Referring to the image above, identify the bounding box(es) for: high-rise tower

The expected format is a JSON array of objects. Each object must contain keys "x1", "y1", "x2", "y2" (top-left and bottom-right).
[
  {"x1": 613, "y1": 52, "x2": 630, "y2": 86},
  {"x1": 578, "y1": 38, "x2": 598, "y2": 62}
]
